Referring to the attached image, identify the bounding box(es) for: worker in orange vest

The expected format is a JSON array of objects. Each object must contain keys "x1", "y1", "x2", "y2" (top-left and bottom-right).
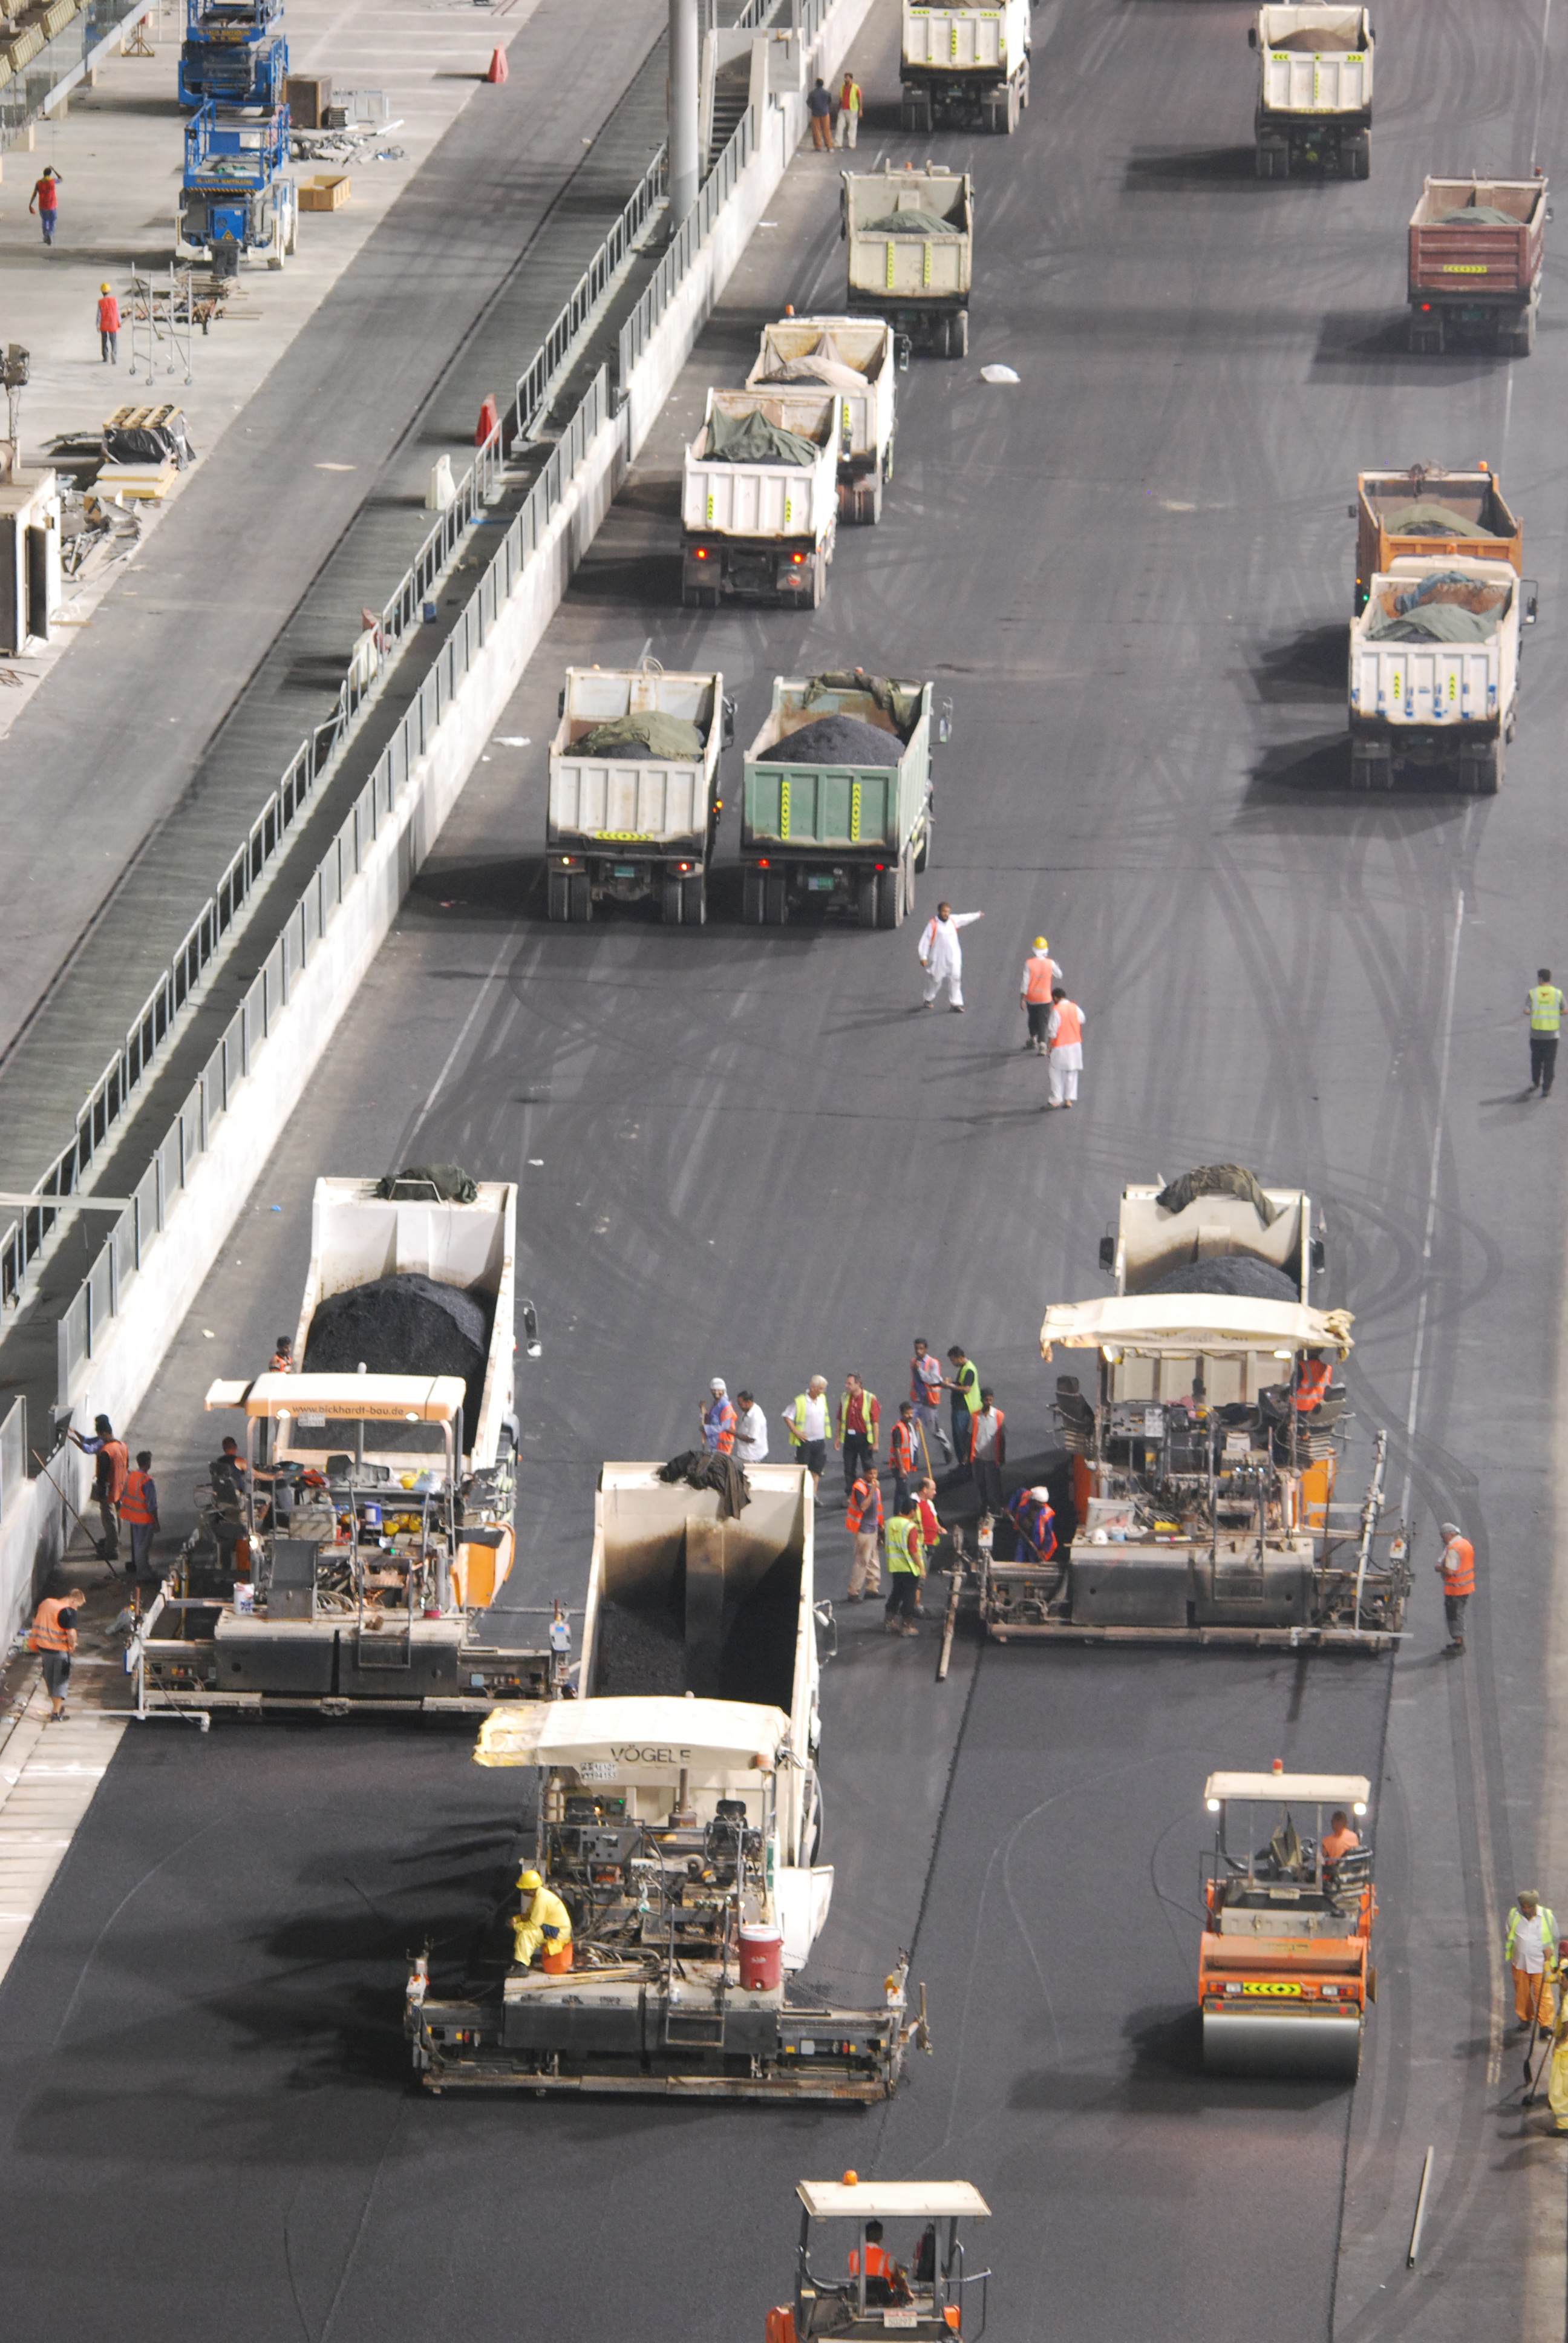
[
  {"x1": 1292, "y1": 1351, "x2": 1331, "y2": 1412},
  {"x1": 1044, "y1": 988, "x2": 1085, "y2": 1109},
  {"x1": 28, "y1": 1586, "x2": 85, "y2": 1719},
  {"x1": 96, "y1": 281, "x2": 120, "y2": 362},
  {"x1": 845, "y1": 1459, "x2": 884, "y2": 1601},
  {"x1": 701, "y1": 1378, "x2": 737, "y2": 1455},
  {"x1": 849, "y1": 2220, "x2": 890, "y2": 2278},
  {"x1": 1019, "y1": 936, "x2": 1062, "y2": 1055},
  {"x1": 1437, "y1": 1521, "x2": 1475, "y2": 1652},
  {"x1": 270, "y1": 1335, "x2": 295, "y2": 1373},
  {"x1": 70, "y1": 1413, "x2": 128, "y2": 1562},
  {"x1": 119, "y1": 1449, "x2": 160, "y2": 1583},
  {"x1": 889, "y1": 1403, "x2": 920, "y2": 1514}
]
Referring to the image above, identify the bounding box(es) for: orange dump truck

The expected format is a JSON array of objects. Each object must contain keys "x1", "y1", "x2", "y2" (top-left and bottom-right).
[
  {"x1": 1199, "y1": 1768, "x2": 1376, "y2": 2079},
  {"x1": 1408, "y1": 174, "x2": 1548, "y2": 358},
  {"x1": 1354, "y1": 464, "x2": 1523, "y2": 615}
]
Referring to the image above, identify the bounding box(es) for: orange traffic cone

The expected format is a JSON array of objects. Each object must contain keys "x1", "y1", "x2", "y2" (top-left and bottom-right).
[
  {"x1": 475, "y1": 394, "x2": 499, "y2": 445},
  {"x1": 486, "y1": 45, "x2": 507, "y2": 82}
]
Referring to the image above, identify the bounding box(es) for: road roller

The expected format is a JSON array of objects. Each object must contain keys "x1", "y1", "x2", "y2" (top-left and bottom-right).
[
  {"x1": 1198, "y1": 1767, "x2": 1376, "y2": 2080},
  {"x1": 765, "y1": 2174, "x2": 993, "y2": 2342}
]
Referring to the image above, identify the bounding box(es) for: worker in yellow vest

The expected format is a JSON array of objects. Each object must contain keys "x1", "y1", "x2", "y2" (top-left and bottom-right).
[
  {"x1": 883, "y1": 1504, "x2": 926, "y2": 1637},
  {"x1": 1527, "y1": 967, "x2": 1565, "y2": 1096},
  {"x1": 835, "y1": 68, "x2": 862, "y2": 148}
]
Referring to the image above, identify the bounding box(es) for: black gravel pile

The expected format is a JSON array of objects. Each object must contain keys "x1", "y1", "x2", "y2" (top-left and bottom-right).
[
  {"x1": 760, "y1": 714, "x2": 900, "y2": 766},
  {"x1": 1146, "y1": 1257, "x2": 1299, "y2": 1302},
  {"x1": 595, "y1": 1604, "x2": 688, "y2": 1696},
  {"x1": 302, "y1": 1273, "x2": 494, "y2": 1429}
]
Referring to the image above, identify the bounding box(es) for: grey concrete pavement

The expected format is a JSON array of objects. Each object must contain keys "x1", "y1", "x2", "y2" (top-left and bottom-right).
[
  {"x1": 4, "y1": 0, "x2": 1568, "y2": 2335},
  {"x1": 0, "y1": 0, "x2": 665, "y2": 1168}
]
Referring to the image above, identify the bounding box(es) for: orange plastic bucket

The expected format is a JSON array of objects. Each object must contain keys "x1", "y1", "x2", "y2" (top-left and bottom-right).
[{"x1": 541, "y1": 1941, "x2": 573, "y2": 1975}]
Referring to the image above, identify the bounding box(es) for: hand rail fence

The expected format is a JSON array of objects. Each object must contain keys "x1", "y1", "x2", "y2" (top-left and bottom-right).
[{"x1": 1, "y1": 136, "x2": 667, "y2": 1313}]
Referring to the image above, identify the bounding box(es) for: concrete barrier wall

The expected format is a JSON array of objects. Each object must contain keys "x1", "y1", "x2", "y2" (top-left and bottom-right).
[{"x1": 0, "y1": 0, "x2": 878, "y2": 1654}]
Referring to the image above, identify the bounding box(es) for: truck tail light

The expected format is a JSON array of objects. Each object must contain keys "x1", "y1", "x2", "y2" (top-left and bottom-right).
[
  {"x1": 757, "y1": 857, "x2": 770, "y2": 868},
  {"x1": 693, "y1": 547, "x2": 708, "y2": 559},
  {"x1": 791, "y1": 552, "x2": 805, "y2": 565}
]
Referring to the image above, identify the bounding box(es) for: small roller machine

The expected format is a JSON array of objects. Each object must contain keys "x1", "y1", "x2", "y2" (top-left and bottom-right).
[{"x1": 1198, "y1": 1768, "x2": 1376, "y2": 2080}]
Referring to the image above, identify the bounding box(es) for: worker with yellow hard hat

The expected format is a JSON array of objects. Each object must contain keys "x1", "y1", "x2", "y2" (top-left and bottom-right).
[
  {"x1": 513, "y1": 1867, "x2": 573, "y2": 1970},
  {"x1": 1019, "y1": 936, "x2": 1062, "y2": 1056},
  {"x1": 97, "y1": 280, "x2": 121, "y2": 365}
]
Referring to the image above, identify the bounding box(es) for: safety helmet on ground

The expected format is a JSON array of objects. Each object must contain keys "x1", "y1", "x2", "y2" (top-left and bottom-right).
[{"x1": 517, "y1": 1868, "x2": 541, "y2": 1891}]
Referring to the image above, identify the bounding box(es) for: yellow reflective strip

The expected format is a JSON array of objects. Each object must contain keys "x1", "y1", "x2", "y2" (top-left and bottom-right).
[{"x1": 780, "y1": 779, "x2": 791, "y2": 839}]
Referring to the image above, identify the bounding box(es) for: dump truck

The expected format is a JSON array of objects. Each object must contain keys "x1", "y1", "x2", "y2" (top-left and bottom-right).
[
  {"x1": 842, "y1": 165, "x2": 974, "y2": 358},
  {"x1": 773, "y1": 2178, "x2": 993, "y2": 2340},
  {"x1": 544, "y1": 661, "x2": 733, "y2": 926},
  {"x1": 1349, "y1": 554, "x2": 1537, "y2": 792},
  {"x1": 681, "y1": 388, "x2": 839, "y2": 609},
  {"x1": 740, "y1": 673, "x2": 948, "y2": 929},
  {"x1": 900, "y1": 0, "x2": 1031, "y2": 134},
  {"x1": 406, "y1": 1461, "x2": 933, "y2": 2097},
  {"x1": 1353, "y1": 464, "x2": 1522, "y2": 615},
  {"x1": 978, "y1": 1167, "x2": 1411, "y2": 1646},
  {"x1": 1198, "y1": 1769, "x2": 1376, "y2": 2079},
  {"x1": 746, "y1": 316, "x2": 897, "y2": 525},
  {"x1": 1408, "y1": 174, "x2": 1549, "y2": 356},
  {"x1": 130, "y1": 1372, "x2": 562, "y2": 1715},
  {"x1": 1249, "y1": 6, "x2": 1373, "y2": 179}
]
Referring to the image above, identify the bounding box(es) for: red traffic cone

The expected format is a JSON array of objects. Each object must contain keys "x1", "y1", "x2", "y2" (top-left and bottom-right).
[
  {"x1": 475, "y1": 394, "x2": 500, "y2": 445},
  {"x1": 486, "y1": 45, "x2": 508, "y2": 82}
]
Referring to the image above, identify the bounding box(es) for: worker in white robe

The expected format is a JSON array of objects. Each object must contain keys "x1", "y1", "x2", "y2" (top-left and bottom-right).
[
  {"x1": 918, "y1": 903, "x2": 983, "y2": 1010},
  {"x1": 1045, "y1": 989, "x2": 1085, "y2": 1108}
]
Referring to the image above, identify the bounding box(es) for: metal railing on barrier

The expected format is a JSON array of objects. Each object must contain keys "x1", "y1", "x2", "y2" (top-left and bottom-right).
[
  {"x1": 0, "y1": 1394, "x2": 22, "y2": 1522},
  {"x1": 50, "y1": 369, "x2": 609, "y2": 1414},
  {"x1": 0, "y1": 136, "x2": 667, "y2": 1314},
  {"x1": 617, "y1": 102, "x2": 757, "y2": 388}
]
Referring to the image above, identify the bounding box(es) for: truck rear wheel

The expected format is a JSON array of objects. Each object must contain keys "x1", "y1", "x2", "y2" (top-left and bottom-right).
[
  {"x1": 546, "y1": 868, "x2": 570, "y2": 922},
  {"x1": 808, "y1": 546, "x2": 826, "y2": 609},
  {"x1": 681, "y1": 874, "x2": 706, "y2": 926},
  {"x1": 913, "y1": 816, "x2": 931, "y2": 874},
  {"x1": 764, "y1": 873, "x2": 789, "y2": 926},
  {"x1": 1345, "y1": 131, "x2": 1370, "y2": 180},
  {"x1": 1462, "y1": 745, "x2": 1501, "y2": 795},
  {"x1": 568, "y1": 873, "x2": 592, "y2": 923},
  {"x1": 943, "y1": 312, "x2": 969, "y2": 360},
  {"x1": 875, "y1": 859, "x2": 901, "y2": 930},
  {"x1": 1408, "y1": 314, "x2": 1443, "y2": 356},
  {"x1": 1502, "y1": 306, "x2": 1537, "y2": 357},
  {"x1": 857, "y1": 873, "x2": 880, "y2": 929},
  {"x1": 743, "y1": 867, "x2": 765, "y2": 925}
]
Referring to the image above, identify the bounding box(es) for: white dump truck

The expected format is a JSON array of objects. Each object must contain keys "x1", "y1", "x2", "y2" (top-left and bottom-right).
[
  {"x1": 1249, "y1": 5, "x2": 1373, "y2": 179},
  {"x1": 842, "y1": 164, "x2": 974, "y2": 358},
  {"x1": 544, "y1": 660, "x2": 733, "y2": 927},
  {"x1": 900, "y1": 0, "x2": 1031, "y2": 134},
  {"x1": 1349, "y1": 555, "x2": 1537, "y2": 793},
  {"x1": 740, "y1": 672, "x2": 947, "y2": 929},
  {"x1": 681, "y1": 388, "x2": 838, "y2": 609},
  {"x1": 406, "y1": 1461, "x2": 932, "y2": 2098},
  {"x1": 746, "y1": 316, "x2": 897, "y2": 525},
  {"x1": 977, "y1": 1167, "x2": 1410, "y2": 1648}
]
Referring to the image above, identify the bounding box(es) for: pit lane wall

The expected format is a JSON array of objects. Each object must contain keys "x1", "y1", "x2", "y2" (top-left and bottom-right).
[{"x1": 0, "y1": 0, "x2": 878, "y2": 1652}]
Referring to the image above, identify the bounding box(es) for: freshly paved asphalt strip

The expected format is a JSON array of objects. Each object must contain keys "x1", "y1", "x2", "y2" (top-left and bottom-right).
[{"x1": 2, "y1": 0, "x2": 1567, "y2": 2335}]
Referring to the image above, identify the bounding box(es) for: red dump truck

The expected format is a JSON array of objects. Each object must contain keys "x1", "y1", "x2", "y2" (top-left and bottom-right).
[{"x1": 1408, "y1": 174, "x2": 1548, "y2": 356}]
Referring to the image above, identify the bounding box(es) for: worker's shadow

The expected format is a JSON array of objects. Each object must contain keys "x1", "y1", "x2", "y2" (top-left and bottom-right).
[
  {"x1": 1122, "y1": 147, "x2": 1264, "y2": 194},
  {"x1": 1480, "y1": 1090, "x2": 1547, "y2": 1110},
  {"x1": 1122, "y1": 2005, "x2": 1353, "y2": 2107}
]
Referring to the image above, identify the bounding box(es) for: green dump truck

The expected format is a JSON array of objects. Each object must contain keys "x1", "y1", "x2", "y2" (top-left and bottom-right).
[{"x1": 740, "y1": 672, "x2": 949, "y2": 928}]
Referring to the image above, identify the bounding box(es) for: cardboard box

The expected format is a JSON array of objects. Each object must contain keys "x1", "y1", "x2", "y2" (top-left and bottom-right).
[{"x1": 298, "y1": 173, "x2": 350, "y2": 212}]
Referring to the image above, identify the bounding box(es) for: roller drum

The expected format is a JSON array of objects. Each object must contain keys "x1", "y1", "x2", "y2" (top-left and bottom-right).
[{"x1": 1203, "y1": 2008, "x2": 1363, "y2": 2081}]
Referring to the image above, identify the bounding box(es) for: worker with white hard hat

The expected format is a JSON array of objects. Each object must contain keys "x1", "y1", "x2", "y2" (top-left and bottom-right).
[
  {"x1": 1019, "y1": 936, "x2": 1062, "y2": 1054},
  {"x1": 1436, "y1": 1520, "x2": 1475, "y2": 1653},
  {"x1": 513, "y1": 1868, "x2": 573, "y2": 1970},
  {"x1": 700, "y1": 1377, "x2": 736, "y2": 1455},
  {"x1": 1008, "y1": 1484, "x2": 1057, "y2": 1568}
]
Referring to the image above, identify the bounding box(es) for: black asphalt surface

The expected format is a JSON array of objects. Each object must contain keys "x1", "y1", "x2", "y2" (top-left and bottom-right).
[{"x1": 5, "y1": 0, "x2": 1568, "y2": 2335}]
